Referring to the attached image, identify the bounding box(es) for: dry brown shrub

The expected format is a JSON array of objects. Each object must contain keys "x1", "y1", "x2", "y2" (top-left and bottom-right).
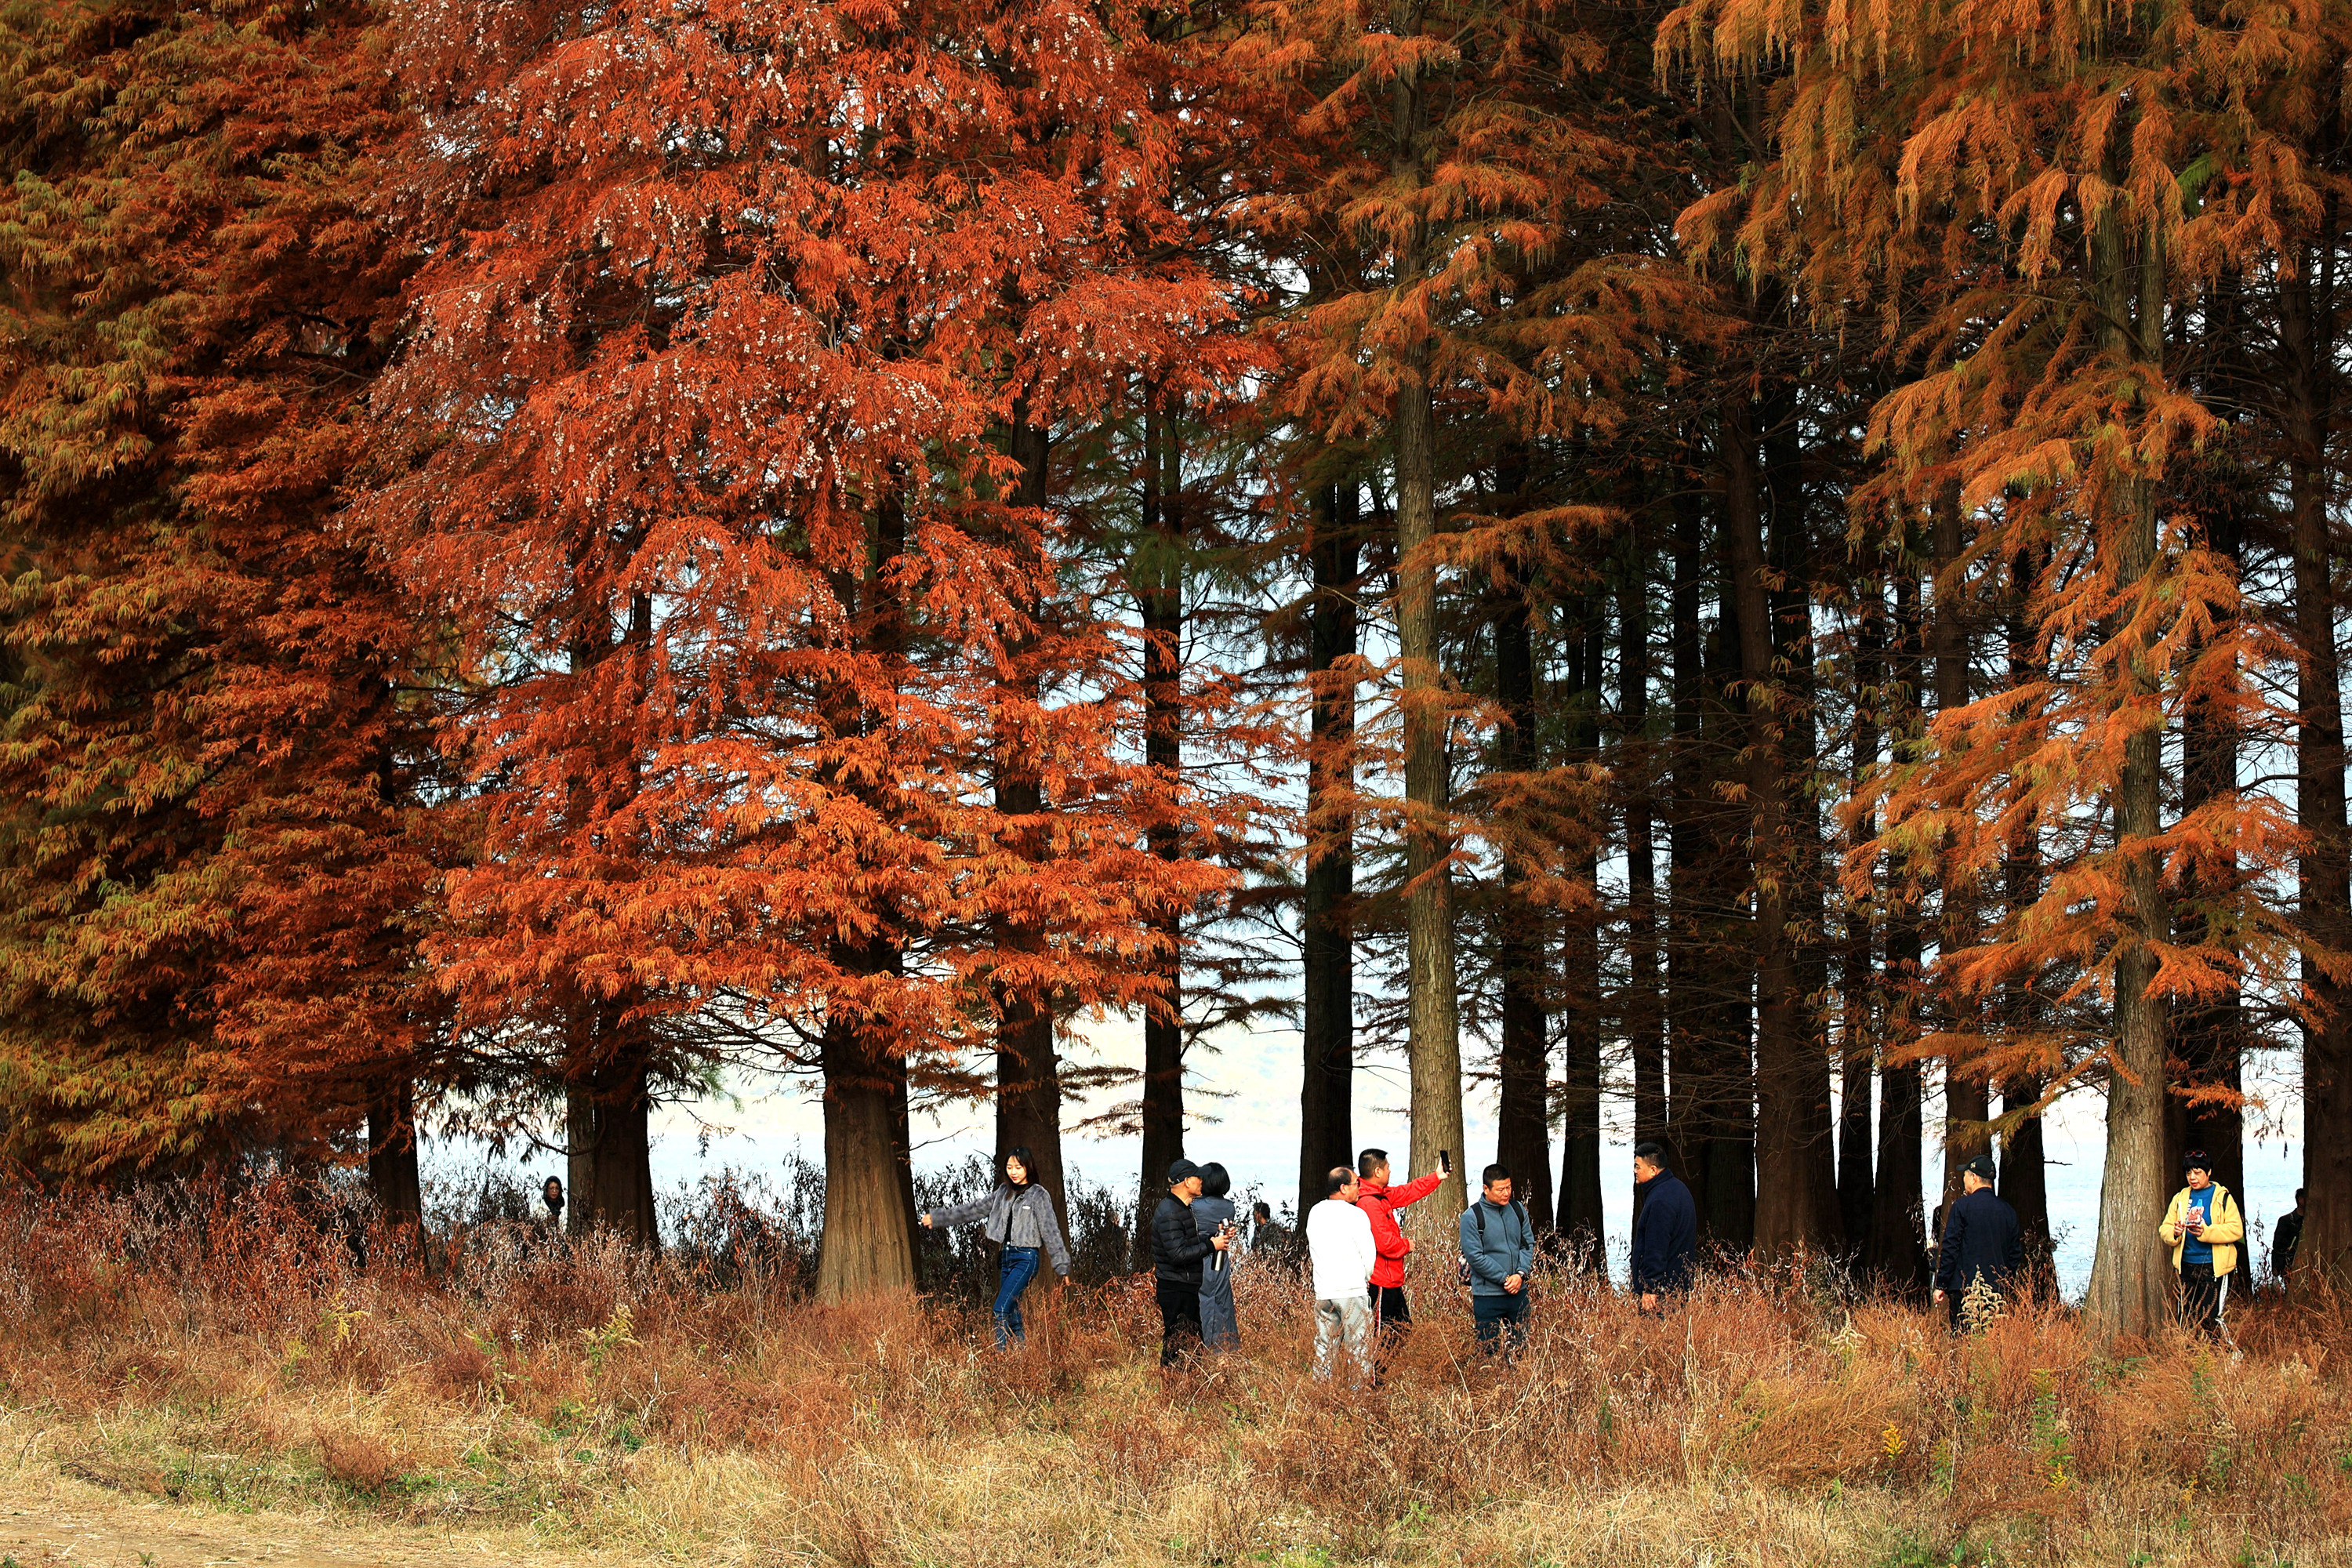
[
  {"x1": 318, "y1": 1427, "x2": 398, "y2": 1494},
  {"x1": 421, "y1": 1340, "x2": 494, "y2": 1399}
]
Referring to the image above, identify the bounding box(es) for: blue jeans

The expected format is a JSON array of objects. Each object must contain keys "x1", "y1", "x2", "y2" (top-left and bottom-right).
[
  {"x1": 993, "y1": 1247, "x2": 1041, "y2": 1347},
  {"x1": 1472, "y1": 1290, "x2": 1530, "y2": 1357}
]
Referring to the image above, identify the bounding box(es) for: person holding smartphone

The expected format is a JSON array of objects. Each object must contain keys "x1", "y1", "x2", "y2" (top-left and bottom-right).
[
  {"x1": 1355, "y1": 1145, "x2": 1448, "y2": 1344},
  {"x1": 2158, "y1": 1149, "x2": 2245, "y2": 1337}
]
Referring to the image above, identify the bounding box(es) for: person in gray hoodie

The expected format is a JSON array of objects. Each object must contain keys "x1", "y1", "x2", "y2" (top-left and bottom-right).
[
  {"x1": 1457, "y1": 1163, "x2": 1534, "y2": 1360},
  {"x1": 922, "y1": 1146, "x2": 1071, "y2": 1347}
]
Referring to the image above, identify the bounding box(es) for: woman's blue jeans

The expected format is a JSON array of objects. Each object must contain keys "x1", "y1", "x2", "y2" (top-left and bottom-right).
[{"x1": 993, "y1": 1247, "x2": 1041, "y2": 1347}]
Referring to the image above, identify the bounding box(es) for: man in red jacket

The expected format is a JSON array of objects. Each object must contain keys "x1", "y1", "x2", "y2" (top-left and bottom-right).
[{"x1": 1356, "y1": 1147, "x2": 1446, "y2": 1341}]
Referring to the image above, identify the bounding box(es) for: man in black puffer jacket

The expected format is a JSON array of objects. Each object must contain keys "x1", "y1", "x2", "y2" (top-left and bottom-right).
[
  {"x1": 1934, "y1": 1152, "x2": 2023, "y2": 1330},
  {"x1": 1150, "y1": 1159, "x2": 1231, "y2": 1365}
]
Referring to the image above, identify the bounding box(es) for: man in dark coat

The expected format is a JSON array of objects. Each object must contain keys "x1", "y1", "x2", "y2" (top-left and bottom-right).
[
  {"x1": 2274, "y1": 1187, "x2": 2304, "y2": 1286},
  {"x1": 1149, "y1": 1159, "x2": 1230, "y2": 1365},
  {"x1": 1934, "y1": 1152, "x2": 2024, "y2": 1328},
  {"x1": 1630, "y1": 1142, "x2": 1697, "y2": 1311}
]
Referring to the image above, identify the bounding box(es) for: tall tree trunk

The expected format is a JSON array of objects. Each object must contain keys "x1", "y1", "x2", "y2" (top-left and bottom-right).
[
  {"x1": 1869, "y1": 560, "x2": 1929, "y2": 1289},
  {"x1": 1300, "y1": 478, "x2": 1359, "y2": 1220},
  {"x1": 1932, "y1": 486, "x2": 1990, "y2": 1207},
  {"x1": 366, "y1": 1076, "x2": 422, "y2": 1229},
  {"x1": 1556, "y1": 612, "x2": 1605, "y2": 1249},
  {"x1": 2284, "y1": 219, "x2": 2352, "y2": 1284},
  {"x1": 1726, "y1": 383, "x2": 1824, "y2": 1256},
  {"x1": 1838, "y1": 584, "x2": 1881, "y2": 1252},
  {"x1": 1134, "y1": 397, "x2": 1187, "y2": 1263},
  {"x1": 1665, "y1": 482, "x2": 1707, "y2": 1197},
  {"x1": 2082, "y1": 208, "x2": 2174, "y2": 1338},
  {"x1": 1999, "y1": 546, "x2": 2051, "y2": 1254},
  {"x1": 815, "y1": 492, "x2": 918, "y2": 1299},
  {"x1": 996, "y1": 412, "x2": 1070, "y2": 1250},
  {"x1": 1390, "y1": 53, "x2": 1468, "y2": 1226},
  {"x1": 564, "y1": 1084, "x2": 595, "y2": 1236},
  {"x1": 1624, "y1": 524, "x2": 1664, "y2": 1149},
  {"x1": 1494, "y1": 459, "x2": 1554, "y2": 1229}
]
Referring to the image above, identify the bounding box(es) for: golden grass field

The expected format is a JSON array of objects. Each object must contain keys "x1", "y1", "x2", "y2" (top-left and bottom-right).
[{"x1": 3, "y1": 1182, "x2": 2349, "y2": 1566}]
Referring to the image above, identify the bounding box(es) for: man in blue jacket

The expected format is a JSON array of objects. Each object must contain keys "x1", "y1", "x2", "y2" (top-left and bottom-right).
[
  {"x1": 1630, "y1": 1141, "x2": 1696, "y2": 1312},
  {"x1": 1458, "y1": 1163, "x2": 1534, "y2": 1359},
  {"x1": 1934, "y1": 1152, "x2": 2023, "y2": 1330}
]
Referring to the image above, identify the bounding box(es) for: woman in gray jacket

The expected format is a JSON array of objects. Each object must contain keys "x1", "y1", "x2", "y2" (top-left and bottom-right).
[
  {"x1": 920, "y1": 1147, "x2": 1071, "y2": 1347},
  {"x1": 1193, "y1": 1162, "x2": 1240, "y2": 1349}
]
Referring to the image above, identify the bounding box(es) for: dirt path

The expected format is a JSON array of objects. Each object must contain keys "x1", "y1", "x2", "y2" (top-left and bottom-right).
[{"x1": 0, "y1": 1468, "x2": 597, "y2": 1568}]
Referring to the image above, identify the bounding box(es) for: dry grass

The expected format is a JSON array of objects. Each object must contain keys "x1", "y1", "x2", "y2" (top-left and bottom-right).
[{"x1": 3, "y1": 1181, "x2": 2350, "y2": 1566}]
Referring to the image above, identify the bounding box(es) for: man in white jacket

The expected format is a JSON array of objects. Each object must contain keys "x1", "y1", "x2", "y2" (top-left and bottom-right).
[{"x1": 1305, "y1": 1165, "x2": 1377, "y2": 1380}]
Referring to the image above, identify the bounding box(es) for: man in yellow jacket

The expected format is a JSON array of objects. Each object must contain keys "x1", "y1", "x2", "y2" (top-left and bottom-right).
[{"x1": 2158, "y1": 1149, "x2": 2245, "y2": 1336}]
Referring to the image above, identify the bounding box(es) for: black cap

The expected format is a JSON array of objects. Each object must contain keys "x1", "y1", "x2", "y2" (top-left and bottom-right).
[
  {"x1": 1167, "y1": 1158, "x2": 1201, "y2": 1186},
  {"x1": 1965, "y1": 1153, "x2": 1995, "y2": 1181}
]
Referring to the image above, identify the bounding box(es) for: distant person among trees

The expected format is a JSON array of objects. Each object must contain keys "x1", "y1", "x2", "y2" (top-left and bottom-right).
[
  {"x1": 1628, "y1": 1142, "x2": 1695, "y2": 1311},
  {"x1": 2159, "y1": 1150, "x2": 2245, "y2": 1337},
  {"x1": 1305, "y1": 1165, "x2": 1377, "y2": 1380},
  {"x1": 1244, "y1": 1200, "x2": 1283, "y2": 1257},
  {"x1": 1459, "y1": 1164, "x2": 1534, "y2": 1361},
  {"x1": 1933, "y1": 1153, "x2": 2023, "y2": 1329},
  {"x1": 1355, "y1": 1145, "x2": 1446, "y2": 1341},
  {"x1": 1193, "y1": 1162, "x2": 1240, "y2": 1350},
  {"x1": 920, "y1": 1146, "x2": 1072, "y2": 1348},
  {"x1": 1149, "y1": 1160, "x2": 1231, "y2": 1366},
  {"x1": 2273, "y1": 1188, "x2": 2305, "y2": 1285},
  {"x1": 540, "y1": 1175, "x2": 565, "y2": 1232}
]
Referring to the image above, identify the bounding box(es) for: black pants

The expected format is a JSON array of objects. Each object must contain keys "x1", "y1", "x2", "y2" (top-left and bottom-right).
[
  {"x1": 1374, "y1": 1284, "x2": 1411, "y2": 1343},
  {"x1": 2180, "y1": 1261, "x2": 2224, "y2": 1335},
  {"x1": 1156, "y1": 1277, "x2": 1203, "y2": 1366}
]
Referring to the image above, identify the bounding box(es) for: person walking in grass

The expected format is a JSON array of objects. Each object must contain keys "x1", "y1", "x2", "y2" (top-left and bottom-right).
[
  {"x1": 1933, "y1": 1152, "x2": 2022, "y2": 1330},
  {"x1": 2159, "y1": 1149, "x2": 2245, "y2": 1337},
  {"x1": 1628, "y1": 1142, "x2": 1695, "y2": 1312},
  {"x1": 2273, "y1": 1187, "x2": 2305, "y2": 1287},
  {"x1": 1305, "y1": 1165, "x2": 1377, "y2": 1380},
  {"x1": 920, "y1": 1145, "x2": 1072, "y2": 1348},
  {"x1": 1193, "y1": 1162, "x2": 1240, "y2": 1350},
  {"x1": 1354, "y1": 1146, "x2": 1445, "y2": 1344},
  {"x1": 1459, "y1": 1164, "x2": 1534, "y2": 1361},
  {"x1": 1149, "y1": 1159, "x2": 1231, "y2": 1366}
]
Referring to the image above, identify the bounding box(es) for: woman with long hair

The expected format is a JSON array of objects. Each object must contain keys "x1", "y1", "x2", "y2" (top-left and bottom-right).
[
  {"x1": 921, "y1": 1147, "x2": 1072, "y2": 1347},
  {"x1": 1193, "y1": 1161, "x2": 1240, "y2": 1348}
]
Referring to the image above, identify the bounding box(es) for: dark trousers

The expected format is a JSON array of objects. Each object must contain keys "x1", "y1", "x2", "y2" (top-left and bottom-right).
[
  {"x1": 1472, "y1": 1290, "x2": 1530, "y2": 1357},
  {"x1": 1156, "y1": 1277, "x2": 1203, "y2": 1366},
  {"x1": 2180, "y1": 1261, "x2": 2224, "y2": 1335},
  {"x1": 1374, "y1": 1283, "x2": 1411, "y2": 1342}
]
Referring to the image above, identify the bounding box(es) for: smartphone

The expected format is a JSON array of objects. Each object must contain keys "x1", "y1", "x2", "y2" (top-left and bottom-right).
[{"x1": 1439, "y1": 1149, "x2": 1452, "y2": 1176}]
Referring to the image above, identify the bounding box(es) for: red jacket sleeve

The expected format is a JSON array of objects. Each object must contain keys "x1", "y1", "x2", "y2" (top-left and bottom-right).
[
  {"x1": 1388, "y1": 1171, "x2": 1444, "y2": 1210},
  {"x1": 1366, "y1": 1197, "x2": 1409, "y2": 1261}
]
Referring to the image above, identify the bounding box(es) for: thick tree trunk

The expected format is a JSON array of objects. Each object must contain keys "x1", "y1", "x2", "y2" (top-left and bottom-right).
[
  {"x1": 2284, "y1": 227, "x2": 2352, "y2": 1285},
  {"x1": 366, "y1": 1076, "x2": 422, "y2": 1229},
  {"x1": 1869, "y1": 563, "x2": 1929, "y2": 1289},
  {"x1": 1494, "y1": 506, "x2": 1554, "y2": 1231},
  {"x1": 996, "y1": 413, "x2": 1070, "y2": 1251},
  {"x1": 1300, "y1": 479, "x2": 1359, "y2": 1221},
  {"x1": 1389, "y1": 82, "x2": 1468, "y2": 1224},
  {"x1": 1726, "y1": 387, "x2": 1828, "y2": 1256},
  {"x1": 2082, "y1": 213, "x2": 2175, "y2": 1338},
  {"x1": 817, "y1": 981, "x2": 917, "y2": 1301},
  {"x1": 1838, "y1": 586, "x2": 1881, "y2": 1253},
  {"x1": 1134, "y1": 397, "x2": 1187, "y2": 1263},
  {"x1": 586, "y1": 1040, "x2": 659, "y2": 1247}
]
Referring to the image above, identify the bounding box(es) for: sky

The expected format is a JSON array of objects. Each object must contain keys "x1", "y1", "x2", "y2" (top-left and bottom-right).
[{"x1": 463, "y1": 1011, "x2": 2307, "y2": 1300}]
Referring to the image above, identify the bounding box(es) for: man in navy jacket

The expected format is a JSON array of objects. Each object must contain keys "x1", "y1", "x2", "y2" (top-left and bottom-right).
[
  {"x1": 1934, "y1": 1152, "x2": 2023, "y2": 1329},
  {"x1": 1630, "y1": 1142, "x2": 1696, "y2": 1311}
]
